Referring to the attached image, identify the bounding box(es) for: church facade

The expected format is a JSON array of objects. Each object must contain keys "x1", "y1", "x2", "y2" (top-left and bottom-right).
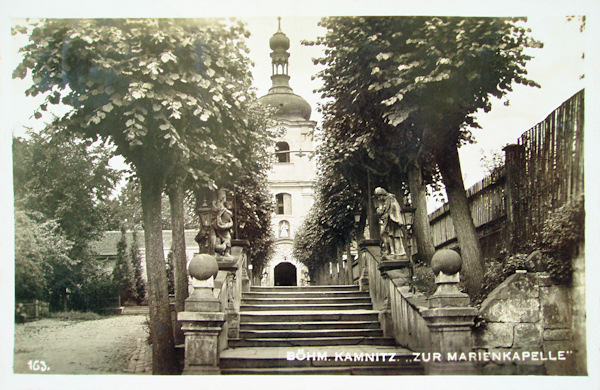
[{"x1": 257, "y1": 20, "x2": 317, "y2": 286}]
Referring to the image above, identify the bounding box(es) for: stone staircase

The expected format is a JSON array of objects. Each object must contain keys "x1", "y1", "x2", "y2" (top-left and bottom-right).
[{"x1": 220, "y1": 285, "x2": 423, "y2": 375}]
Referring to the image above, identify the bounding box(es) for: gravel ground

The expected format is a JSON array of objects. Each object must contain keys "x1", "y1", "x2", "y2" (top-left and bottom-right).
[{"x1": 13, "y1": 315, "x2": 148, "y2": 375}]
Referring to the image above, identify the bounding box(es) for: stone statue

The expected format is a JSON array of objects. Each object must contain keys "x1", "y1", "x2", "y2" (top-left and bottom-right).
[
  {"x1": 212, "y1": 189, "x2": 233, "y2": 257},
  {"x1": 373, "y1": 187, "x2": 406, "y2": 257},
  {"x1": 195, "y1": 189, "x2": 234, "y2": 257},
  {"x1": 279, "y1": 221, "x2": 290, "y2": 238}
]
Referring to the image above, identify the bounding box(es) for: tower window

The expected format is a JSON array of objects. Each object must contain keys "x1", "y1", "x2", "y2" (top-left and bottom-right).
[
  {"x1": 276, "y1": 193, "x2": 292, "y2": 215},
  {"x1": 276, "y1": 141, "x2": 290, "y2": 163}
]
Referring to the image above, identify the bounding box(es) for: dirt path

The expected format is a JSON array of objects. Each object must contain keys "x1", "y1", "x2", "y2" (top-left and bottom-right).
[{"x1": 13, "y1": 315, "x2": 148, "y2": 375}]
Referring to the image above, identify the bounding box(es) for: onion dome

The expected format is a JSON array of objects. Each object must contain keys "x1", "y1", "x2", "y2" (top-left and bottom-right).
[
  {"x1": 258, "y1": 17, "x2": 312, "y2": 121},
  {"x1": 270, "y1": 31, "x2": 290, "y2": 51}
]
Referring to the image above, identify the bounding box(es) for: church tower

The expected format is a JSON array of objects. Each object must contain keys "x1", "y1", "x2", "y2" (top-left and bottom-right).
[{"x1": 258, "y1": 18, "x2": 317, "y2": 286}]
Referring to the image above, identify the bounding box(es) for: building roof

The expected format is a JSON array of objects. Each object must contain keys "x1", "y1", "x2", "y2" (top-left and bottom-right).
[{"x1": 91, "y1": 230, "x2": 200, "y2": 256}]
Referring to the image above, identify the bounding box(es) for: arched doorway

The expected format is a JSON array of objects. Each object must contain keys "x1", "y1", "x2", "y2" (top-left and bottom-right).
[{"x1": 274, "y1": 262, "x2": 297, "y2": 286}]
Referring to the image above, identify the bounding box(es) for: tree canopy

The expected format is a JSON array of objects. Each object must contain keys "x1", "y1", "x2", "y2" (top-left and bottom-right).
[
  {"x1": 13, "y1": 131, "x2": 121, "y2": 258},
  {"x1": 299, "y1": 16, "x2": 541, "y2": 294}
]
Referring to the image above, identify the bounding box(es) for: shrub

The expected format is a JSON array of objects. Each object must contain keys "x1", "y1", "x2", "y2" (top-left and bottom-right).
[
  {"x1": 475, "y1": 251, "x2": 537, "y2": 305},
  {"x1": 412, "y1": 263, "x2": 436, "y2": 296},
  {"x1": 539, "y1": 195, "x2": 585, "y2": 284}
]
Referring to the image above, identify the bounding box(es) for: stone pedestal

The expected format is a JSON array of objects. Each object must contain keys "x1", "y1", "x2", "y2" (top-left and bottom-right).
[
  {"x1": 179, "y1": 253, "x2": 224, "y2": 374},
  {"x1": 379, "y1": 256, "x2": 411, "y2": 287},
  {"x1": 178, "y1": 311, "x2": 225, "y2": 375},
  {"x1": 421, "y1": 306, "x2": 478, "y2": 374},
  {"x1": 185, "y1": 278, "x2": 220, "y2": 312},
  {"x1": 422, "y1": 250, "x2": 477, "y2": 374}
]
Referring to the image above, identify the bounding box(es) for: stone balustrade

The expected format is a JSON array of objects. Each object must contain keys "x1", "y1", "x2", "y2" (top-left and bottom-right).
[
  {"x1": 360, "y1": 240, "x2": 432, "y2": 351},
  {"x1": 360, "y1": 241, "x2": 477, "y2": 374},
  {"x1": 177, "y1": 240, "x2": 251, "y2": 375}
]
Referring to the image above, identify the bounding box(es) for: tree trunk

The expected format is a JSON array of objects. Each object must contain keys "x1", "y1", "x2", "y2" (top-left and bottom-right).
[
  {"x1": 436, "y1": 146, "x2": 484, "y2": 296},
  {"x1": 407, "y1": 160, "x2": 436, "y2": 265},
  {"x1": 167, "y1": 176, "x2": 189, "y2": 347},
  {"x1": 140, "y1": 172, "x2": 178, "y2": 375}
]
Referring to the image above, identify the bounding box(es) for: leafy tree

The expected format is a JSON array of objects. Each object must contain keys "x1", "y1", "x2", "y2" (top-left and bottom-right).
[
  {"x1": 234, "y1": 170, "x2": 275, "y2": 277},
  {"x1": 112, "y1": 225, "x2": 137, "y2": 304},
  {"x1": 309, "y1": 16, "x2": 540, "y2": 295},
  {"x1": 293, "y1": 165, "x2": 363, "y2": 277},
  {"x1": 13, "y1": 132, "x2": 120, "y2": 260},
  {"x1": 15, "y1": 18, "x2": 274, "y2": 373},
  {"x1": 13, "y1": 131, "x2": 122, "y2": 311},
  {"x1": 14, "y1": 210, "x2": 72, "y2": 302}
]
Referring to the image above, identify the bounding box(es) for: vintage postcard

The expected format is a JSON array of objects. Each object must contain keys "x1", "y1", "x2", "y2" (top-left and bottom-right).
[{"x1": 2, "y1": 1, "x2": 598, "y2": 389}]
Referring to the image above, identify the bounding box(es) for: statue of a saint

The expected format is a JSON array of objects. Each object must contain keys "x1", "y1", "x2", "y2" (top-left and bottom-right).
[
  {"x1": 373, "y1": 187, "x2": 406, "y2": 257},
  {"x1": 279, "y1": 221, "x2": 290, "y2": 238},
  {"x1": 212, "y1": 189, "x2": 233, "y2": 257}
]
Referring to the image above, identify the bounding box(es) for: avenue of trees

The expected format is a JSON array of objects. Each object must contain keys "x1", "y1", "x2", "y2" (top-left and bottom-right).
[
  {"x1": 14, "y1": 18, "x2": 276, "y2": 374},
  {"x1": 295, "y1": 16, "x2": 541, "y2": 295}
]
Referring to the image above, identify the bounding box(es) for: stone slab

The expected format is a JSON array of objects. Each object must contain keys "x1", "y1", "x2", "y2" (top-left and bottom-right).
[
  {"x1": 541, "y1": 285, "x2": 572, "y2": 329},
  {"x1": 474, "y1": 322, "x2": 514, "y2": 348},
  {"x1": 513, "y1": 323, "x2": 543, "y2": 349},
  {"x1": 178, "y1": 311, "x2": 225, "y2": 322},
  {"x1": 543, "y1": 328, "x2": 572, "y2": 341},
  {"x1": 479, "y1": 297, "x2": 540, "y2": 323}
]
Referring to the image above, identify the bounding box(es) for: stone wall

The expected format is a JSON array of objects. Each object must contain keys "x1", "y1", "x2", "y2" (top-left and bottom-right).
[{"x1": 474, "y1": 262, "x2": 586, "y2": 375}]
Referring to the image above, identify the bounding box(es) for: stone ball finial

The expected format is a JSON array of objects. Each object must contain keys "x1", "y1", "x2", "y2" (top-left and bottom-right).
[
  {"x1": 188, "y1": 253, "x2": 219, "y2": 281},
  {"x1": 431, "y1": 249, "x2": 462, "y2": 276}
]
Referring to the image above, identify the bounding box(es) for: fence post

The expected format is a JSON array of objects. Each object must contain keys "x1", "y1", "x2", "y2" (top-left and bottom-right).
[{"x1": 503, "y1": 143, "x2": 525, "y2": 251}]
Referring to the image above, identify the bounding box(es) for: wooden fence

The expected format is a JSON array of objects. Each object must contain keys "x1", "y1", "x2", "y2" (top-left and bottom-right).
[
  {"x1": 429, "y1": 89, "x2": 584, "y2": 255},
  {"x1": 16, "y1": 299, "x2": 50, "y2": 322}
]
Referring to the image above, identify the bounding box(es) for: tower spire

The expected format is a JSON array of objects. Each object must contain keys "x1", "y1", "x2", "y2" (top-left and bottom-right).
[
  {"x1": 259, "y1": 18, "x2": 312, "y2": 121},
  {"x1": 269, "y1": 17, "x2": 291, "y2": 78}
]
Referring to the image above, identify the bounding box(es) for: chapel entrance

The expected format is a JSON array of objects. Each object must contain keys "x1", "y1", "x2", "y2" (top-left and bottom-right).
[{"x1": 274, "y1": 262, "x2": 297, "y2": 286}]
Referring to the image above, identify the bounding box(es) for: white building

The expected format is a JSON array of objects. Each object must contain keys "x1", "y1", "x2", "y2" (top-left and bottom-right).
[{"x1": 257, "y1": 20, "x2": 317, "y2": 286}]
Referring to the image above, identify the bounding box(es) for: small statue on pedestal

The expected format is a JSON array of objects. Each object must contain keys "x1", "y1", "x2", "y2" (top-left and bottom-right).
[
  {"x1": 373, "y1": 187, "x2": 406, "y2": 258},
  {"x1": 195, "y1": 188, "x2": 233, "y2": 258},
  {"x1": 212, "y1": 189, "x2": 233, "y2": 257}
]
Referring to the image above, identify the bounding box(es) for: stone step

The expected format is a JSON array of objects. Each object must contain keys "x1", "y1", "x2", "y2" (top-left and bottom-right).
[
  {"x1": 220, "y1": 355, "x2": 416, "y2": 368},
  {"x1": 228, "y1": 336, "x2": 396, "y2": 348},
  {"x1": 220, "y1": 365, "x2": 424, "y2": 375},
  {"x1": 242, "y1": 297, "x2": 372, "y2": 305},
  {"x1": 240, "y1": 311, "x2": 380, "y2": 323},
  {"x1": 219, "y1": 346, "x2": 422, "y2": 375},
  {"x1": 240, "y1": 329, "x2": 384, "y2": 339},
  {"x1": 243, "y1": 291, "x2": 369, "y2": 299},
  {"x1": 250, "y1": 285, "x2": 359, "y2": 292},
  {"x1": 241, "y1": 321, "x2": 382, "y2": 330},
  {"x1": 240, "y1": 303, "x2": 373, "y2": 311}
]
